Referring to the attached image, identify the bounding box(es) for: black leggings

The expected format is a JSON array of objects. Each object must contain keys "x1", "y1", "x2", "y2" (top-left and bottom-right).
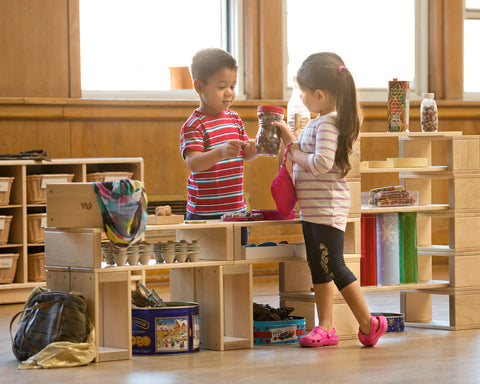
[{"x1": 302, "y1": 221, "x2": 357, "y2": 291}]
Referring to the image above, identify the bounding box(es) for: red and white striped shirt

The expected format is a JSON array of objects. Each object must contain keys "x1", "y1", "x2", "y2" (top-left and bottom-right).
[
  {"x1": 180, "y1": 109, "x2": 249, "y2": 216},
  {"x1": 294, "y1": 112, "x2": 350, "y2": 231}
]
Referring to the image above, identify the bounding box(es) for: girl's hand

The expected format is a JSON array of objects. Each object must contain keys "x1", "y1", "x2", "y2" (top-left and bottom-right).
[{"x1": 272, "y1": 120, "x2": 296, "y2": 145}]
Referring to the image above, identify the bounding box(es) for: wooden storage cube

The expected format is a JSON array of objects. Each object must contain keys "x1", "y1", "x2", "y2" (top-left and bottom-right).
[
  {"x1": 0, "y1": 177, "x2": 14, "y2": 205},
  {"x1": 87, "y1": 171, "x2": 133, "y2": 182},
  {"x1": 28, "y1": 252, "x2": 46, "y2": 282},
  {"x1": 448, "y1": 176, "x2": 480, "y2": 210},
  {"x1": 26, "y1": 173, "x2": 75, "y2": 204},
  {"x1": 0, "y1": 215, "x2": 13, "y2": 244},
  {"x1": 0, "y1": 253, "x2": 19, "y2": 283},
  {"x1": 241, "y1": 243, "x2": 294, "y2": 260},
  {"x1": 449, "y1": 254, "x2": 480, "y2": 288},
  {"x1": 27, "y1": 213, "x2": 46, "y2": 243},
  {"x1": 46, "y1": 183, "x2": 103, "y2": 228}
]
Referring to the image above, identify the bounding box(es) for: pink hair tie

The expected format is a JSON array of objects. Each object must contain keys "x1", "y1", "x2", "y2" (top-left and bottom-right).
[{"x1": 338, "y1": 65, "x2": 345, "y2": 73}]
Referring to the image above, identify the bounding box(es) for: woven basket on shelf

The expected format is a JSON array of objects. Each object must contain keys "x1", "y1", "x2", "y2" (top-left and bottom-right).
[
  {"x1": 87, "y1": 172, "x2": 133, "y2": 182},
  {"x1": 0, "y1": 177, "x2": 15, "y2": 206},
  {"x1": 27, "y1": 213, "x2": 46, "y2": 243},
  {"x1": 0, "y1": 215, "x2": 13, "y2": 245},
  {"x1": 26, "y1": 174, "x2": 74, "y2": 204},
  {"x1": 28, "y1": 252, "x2": 46, "y2": 282},
  {"x1": 0, "y1": 253, "x2": 19, "y2": 284}
]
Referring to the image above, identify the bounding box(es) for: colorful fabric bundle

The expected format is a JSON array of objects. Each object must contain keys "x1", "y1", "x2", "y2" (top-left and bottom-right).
[{"x1": 93, "y1": 179, "x2": 148, "y2": 248}]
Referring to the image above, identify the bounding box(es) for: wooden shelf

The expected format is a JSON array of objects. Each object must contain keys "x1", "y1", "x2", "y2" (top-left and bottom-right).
[
  {"x1": 0, "y1": 157, "x2": 143, "y2": 304},
  {"x1": 361, "y1": 204, "x2": 449, "y2": 214},
  {"x1": 361, "y1": 165, "x2": 447, "y2": 174}
]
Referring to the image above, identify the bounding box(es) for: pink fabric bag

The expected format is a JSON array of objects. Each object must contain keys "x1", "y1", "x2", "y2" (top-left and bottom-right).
[{"x1": 271, "y1": 143, "x2": 297, "y2": 217}]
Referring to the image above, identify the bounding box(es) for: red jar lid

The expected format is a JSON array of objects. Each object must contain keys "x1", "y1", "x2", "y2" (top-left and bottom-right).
[{"x1": 257, "y1": 105, "x2": 285, "y2": 114}]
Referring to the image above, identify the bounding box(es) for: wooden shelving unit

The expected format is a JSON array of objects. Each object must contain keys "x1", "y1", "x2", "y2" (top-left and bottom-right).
[
  {"x1": 280, "y1": 131, "x2": 480, "y2": 337},
  {"x1": 0, "y1": 157, "x2": 143, "y2": 304}
]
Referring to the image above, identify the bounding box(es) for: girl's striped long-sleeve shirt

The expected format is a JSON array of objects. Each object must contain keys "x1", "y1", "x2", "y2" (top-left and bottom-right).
[{"x1": 293, "y1": 112, "x2": 350, "y2": 232}]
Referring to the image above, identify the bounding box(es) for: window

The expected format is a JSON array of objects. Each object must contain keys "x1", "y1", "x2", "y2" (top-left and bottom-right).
[
  {"x1": 464, "y1": 1, "x2": 480, "y2": 96},
  {"x1": 285, "y1": 0, "x2": 425, "y2": 101},
  {"x1": 80, "y1": 0, "x2": 240, "y2": 98}
]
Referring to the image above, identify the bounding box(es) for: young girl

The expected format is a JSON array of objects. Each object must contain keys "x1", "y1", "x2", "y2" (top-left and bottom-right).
[{"x1": 274, "y1": 52, "x2": 387, "y2": 347}]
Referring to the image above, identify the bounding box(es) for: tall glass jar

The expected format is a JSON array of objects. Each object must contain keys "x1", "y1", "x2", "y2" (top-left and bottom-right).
[
  {"x1": 420, "y1": 93, "x2": 438, "y2": 132},
  {"x1": 255, "y1": 106, "x2": 284, "y2": 156}
]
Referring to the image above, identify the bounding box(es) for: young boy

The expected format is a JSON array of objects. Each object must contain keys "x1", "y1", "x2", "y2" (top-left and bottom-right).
[{"x1": 179, "y1": 48, "x2": 257, "y2": 242}]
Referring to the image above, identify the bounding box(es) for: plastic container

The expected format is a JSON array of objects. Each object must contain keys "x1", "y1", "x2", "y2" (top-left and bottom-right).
[
  {"x1": 255, "y1": 106, "x2": 284, "y2": 156},
  {"x1": 421, "y1": 93, "x2": 438, "y2": 132}
]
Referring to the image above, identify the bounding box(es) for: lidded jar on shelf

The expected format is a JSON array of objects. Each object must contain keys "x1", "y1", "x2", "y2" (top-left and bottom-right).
[
  {"x1": 255, "y1": 105, "x2": 284, "y2": 156},
  {"x1": 420, "y1": 93, "x2": 438, "y2": 132}
]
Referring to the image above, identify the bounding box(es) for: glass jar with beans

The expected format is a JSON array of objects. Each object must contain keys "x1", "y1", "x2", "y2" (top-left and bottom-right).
[
  {"x1": 421, "y1": 93, "x2": 438, "y2": 132},
  {"x1": 255, "y1": 106, "x2": 285, "y2": 156}
]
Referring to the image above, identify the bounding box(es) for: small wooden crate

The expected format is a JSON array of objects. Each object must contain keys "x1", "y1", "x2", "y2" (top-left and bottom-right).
[
  {"x1": 0, "y1": 253, "x2": 19, "y2": 284},
  {"x1": 0, "y1": 177, "x2": 15, "y2": 205},
  {"x1": 0, "y1": 215, "x2": 13, "y2": 245},
  {"x1": 28, "y1": 252, "x2": 46, "y2": 282},
  {"x1": 27, "y1": 213, "x2": 47, "y2": 243},
  {"x1": 26, "y1": 174, "x2": 75, "y2": 204},
  {"x1": 87, "y1": 172, "x2": 133, "y2": 182}
]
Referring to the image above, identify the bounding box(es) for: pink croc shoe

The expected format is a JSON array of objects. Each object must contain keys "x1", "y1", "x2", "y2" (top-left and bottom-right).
[
  {"x1": 299, "y1": 326, "x2": 339, "y2": 347},
  {"x1": 358, "y1": 315, "x2": 387, "y2": 347}
]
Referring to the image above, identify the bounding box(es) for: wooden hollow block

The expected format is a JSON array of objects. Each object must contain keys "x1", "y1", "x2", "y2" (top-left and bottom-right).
[
  {"x1": 400, "y1": 292, "x2": 432, "y2": 323},
  {"x1": 449, "y1": 255, "x2": 480, "y2": 288},
  {"x1": 450, "y1": 293, "x2": 480, "y2": 328},
  {"x1": 176, "y1": 226, "x2": 234, "y2": 261},
  {"x1": 448, "y1": 177, "x2": 480, "y2": 209},
  {"x1": 279, "y1": 260, "x2": 312, "y2": 293},
  {"x1": 447, "y1": 137, "x2": 480, "y2": 171},
  {"x1": 402, "y1": 139, "x2": 432, "y2": 160},
  {"x1": 449, "y1": 216, "x2": 480, "y2": 250},
  {"x1": 348, "y1": 180, "x2": 361, "y2": 214},
  {"x1": 345, "y1": 220, "x2": 361, "y2": 254},
  {"x1": 45, "y1": 228, "x2": 102, "y2": 269},
  {"x1": 281, "y1": 299, "x2": 316, "y2": 331},
  {"x1": 46, "y1": 183, "x2": 103, "y2": 228},
  {"x1": 333, "y1": 302, "x2": 358, "y2": 340}
]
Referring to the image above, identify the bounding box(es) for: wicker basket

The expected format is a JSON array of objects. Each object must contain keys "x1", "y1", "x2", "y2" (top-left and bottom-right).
[
  {"x1": 26, "y1": 174, "x2": 75, "y2": 204},
  {"x1": 0, "y1": 253, "x2": 19, "y2": 284},
  {"x1": 0, "y1": 215, "x2": 13, "y2": 245},
  {"x1": 0, "y1": 177, "x2": 15, "y2": 205},
  {"x1": 27, "y1": 213, "x2": 46, "y2": 243},
  {"x1": 28, "y1": 252, "x2": 46, "y2": 282},
  {"x1": 87, "y1": 171, "x2": 134, "y2": 182}
]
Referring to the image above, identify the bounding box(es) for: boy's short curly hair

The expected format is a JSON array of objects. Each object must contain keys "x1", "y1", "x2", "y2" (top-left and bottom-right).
[{"x1": 191, "y1": 48, "x2": 238, "y2": 83}]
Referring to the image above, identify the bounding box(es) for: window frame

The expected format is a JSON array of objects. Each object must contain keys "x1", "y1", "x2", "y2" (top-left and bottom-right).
[
  {"x1": 463, "y1": 5, "x2": 480, "y2": 99},
  {"x1": 281, "y1": 0, "x2": 428, "y2": 102}
]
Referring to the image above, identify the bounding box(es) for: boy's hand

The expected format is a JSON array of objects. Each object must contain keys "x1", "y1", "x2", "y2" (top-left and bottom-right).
[{"x1": 219, "y1": 139, "x2": 245, "y2": 158}]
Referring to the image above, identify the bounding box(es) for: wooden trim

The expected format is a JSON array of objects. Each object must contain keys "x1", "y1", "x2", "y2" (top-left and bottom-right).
[
  {"x1": 0, "y1": 98, "x2": 479, "y2": 121},
  {"x1": 258, "y1": 0, "x2": 284, "y2": 99},
  {"x1": 243, "y1": 0, "x2": 260, "y2": 99},
  {"x1": 444, "y1": 0, "x2": 464, "y2": 100},
  {"x1": 67, "y1": 0, "x2": 81, "y2": 98},
  {"x1": 429, "y1": 0, "x2": 445, "y2": 98}
]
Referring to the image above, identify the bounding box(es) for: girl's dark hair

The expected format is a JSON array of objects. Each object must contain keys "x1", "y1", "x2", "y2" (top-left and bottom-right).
[
  {"x1": 191, "y1": 48, "x2": 238, "y2": 83},
  {"x1": 296, "y1": 52, "x2": 361, "y2": 178}
]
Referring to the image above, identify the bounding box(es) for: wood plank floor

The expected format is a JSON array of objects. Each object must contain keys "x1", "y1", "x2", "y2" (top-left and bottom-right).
[{"x1": 2, "y1": 273, "x2": 480, "y2": 384}]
